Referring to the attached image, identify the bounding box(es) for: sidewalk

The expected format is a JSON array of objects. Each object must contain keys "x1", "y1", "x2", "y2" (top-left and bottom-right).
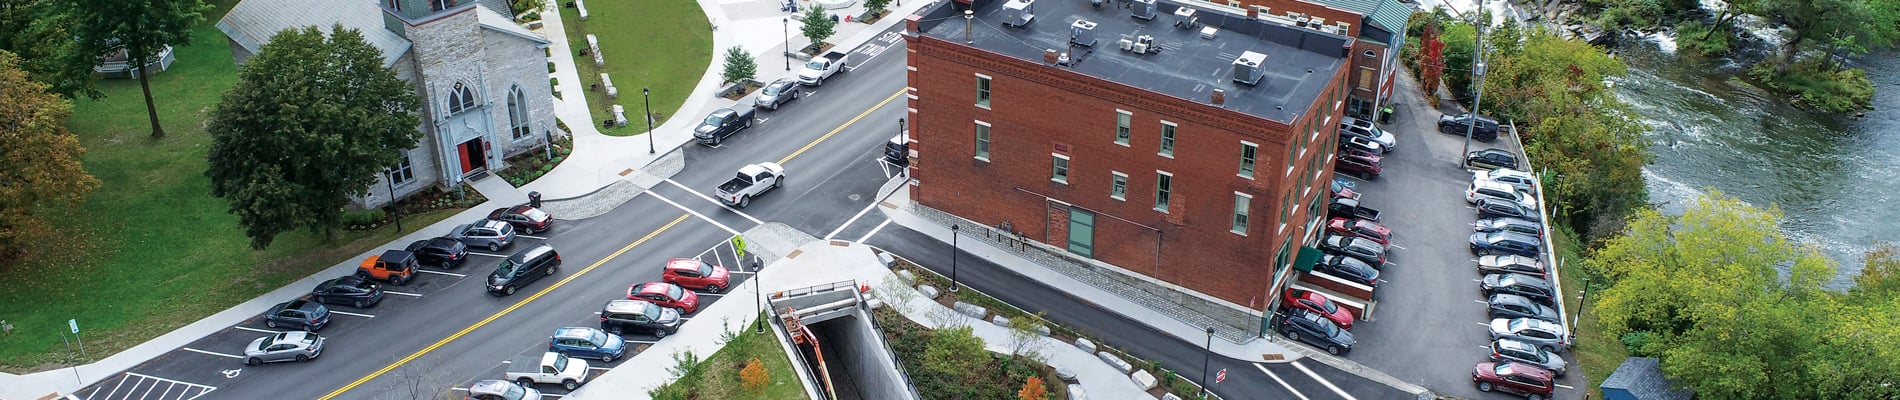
[
  {"x1": 0, "y1": 1, "x2": 928, "y2": 398},
  {"x1": 573, "y1": 234, "x2": 1151, "y2": 399}
]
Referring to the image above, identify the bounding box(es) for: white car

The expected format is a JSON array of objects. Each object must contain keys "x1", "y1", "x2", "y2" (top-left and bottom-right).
[
  {"x1": 1340, "y1": 117, "x2": 1396, "y2": 152},
  {"x1": 468, "y1": 379, "x2": 543, "y2": 400},
  {"x1": 1477, "y1": 168, "x2": 1539, "y2": 192},
  {"x1": 243, "y1": 331, "x2": 324, "y2": 365}
]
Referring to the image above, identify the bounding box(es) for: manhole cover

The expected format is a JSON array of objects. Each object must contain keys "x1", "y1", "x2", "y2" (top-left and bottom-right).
[{"x1": 849, "y1": 194, "x2": 862, "y2": 201}]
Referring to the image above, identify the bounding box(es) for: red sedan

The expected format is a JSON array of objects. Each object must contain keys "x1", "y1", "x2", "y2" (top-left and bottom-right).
[
  {"x1": 1473, "y1": 361, "x2": 1555, "y2": 400},
  {"x1": 487, "y1": 205, "x2": 553, "y2": 234},
  {"x1": 662, "y1": 258, "x2": 732, "y2": 293},
  {"x1": 627, "y1": 281, "x2": 700, "y2": 314},
  {"x1": 1282, "y1": 289, "x2": 1354, "y2": 330},
  {"x1": 1327, "y1": 217, "x2": 1392, "y2": 245}
]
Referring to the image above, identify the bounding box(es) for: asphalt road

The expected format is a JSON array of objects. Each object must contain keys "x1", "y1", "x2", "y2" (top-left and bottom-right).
[
  {"x1": 74, "y1": 25, "x2": 912, "y2": 400},
  {"x1": 1335, "y1": 73, "x2": 1585, "y2": 400}
]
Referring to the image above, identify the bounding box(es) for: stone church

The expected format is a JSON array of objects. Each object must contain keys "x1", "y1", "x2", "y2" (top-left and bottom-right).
[{"x1": 218, "y1": 0, "x2": 556, "y2": 207}]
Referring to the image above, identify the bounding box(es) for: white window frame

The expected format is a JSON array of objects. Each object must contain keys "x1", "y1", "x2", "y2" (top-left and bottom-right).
[
  {"x1": 975, "y1": 74, "x2": 992, "y2": 109},
  {"x1": 1232, "y1": 192, "x2": 1253, "y2": 235},
  {"x1": 1239, "y1": 141, "x2": 1258, "y2": 179},
  {"x1": 1154, "y1": 171, "x2": 1173, "y2": 213},
  {"x1": 388, "y1": 155, "x2": 415, "y2": 186},
  {"x1": 1051, "y1": 153, "x2": 1071, "y2": 184},
  {"x1": 1110, "y1": 171, "x2": 1128, "y2": 201},
  {"x1": 1115, "y1": 110, "x2": 1132, "y2": 146},
  {"x1": 1158, "y1": 121, "x2": 1177, "y2": 158},
  {"x1": 974, "y1": 121, "x2": 992, "y2": 161}
]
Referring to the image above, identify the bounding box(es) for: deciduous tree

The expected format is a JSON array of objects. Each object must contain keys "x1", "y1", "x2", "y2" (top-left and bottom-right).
[
  {"x1": 1018, "y1": 376, "x2": 1048, "y2": 400},
  {"x1": 799, "y1": 4, "x2": 836, "y2": 53},
  {"x1": 205, "y1": 25, "x2": 421, "y2": 249},
  {"x1": 740, "y1": 357, "x2": 769, "y2": 394},
  {"x1": 721, "y1": 45, "x2": 756, "y2": 85},
  {"x1": 0, "y1": 0, "x2": 103, "y2": 99},
  {"x1": 922, "y1": 325, "x2": 987, "y2": 386},
  {"x1": 70, "y1": 0, "x2": 212, "y2": 138},
  {"x1": 0, "y1": 50, "x2": 102, "y2": 259}
]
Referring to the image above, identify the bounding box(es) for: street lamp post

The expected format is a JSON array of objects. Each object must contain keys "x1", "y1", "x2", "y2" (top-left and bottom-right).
[
  {"x1": 644, "y1": 87, "x2": 654, "y2": 154},
  {"x1": 950, "y1": 224, "x2": 960, "y2": 292},
  {"x1": 755, "y1": 254, "x2": 766, "y2": 333},
  {"x1": 1460, "y1": 0, "x2": 1487, "y2": 169},
  {"x1": 784, "y1": 17, "x2": 793, "y2": 71},
  {"x1": 1200, "y1": 326, "x2": 1215, "y2": 399},
  {"x1": 384, "y1": 167, "x2": 403, "y2": 232}
]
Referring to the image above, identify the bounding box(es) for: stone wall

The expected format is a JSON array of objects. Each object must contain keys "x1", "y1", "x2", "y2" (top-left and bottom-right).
[{"x1": 479, "y1": 25, "x2": 556, "y2": 159}]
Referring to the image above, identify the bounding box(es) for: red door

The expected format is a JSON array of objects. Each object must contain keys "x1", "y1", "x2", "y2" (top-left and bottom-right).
[{"x1": 457, "y1": 141, "x2": 474, "y2": 174}]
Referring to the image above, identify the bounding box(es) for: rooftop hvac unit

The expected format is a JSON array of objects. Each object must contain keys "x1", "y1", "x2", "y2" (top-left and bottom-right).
[
  {"x1": 1131, "y1": 0, "x2": 1156, "y2": 20},
  {"x1": 1133, "y1": 34, "x2": 1155, "y2": 54},
  {"x1": 1071, "y1": 20, "x2": 1099, "y2": 47},
  {"x1": 1233, "y1": 51, "x2": 1267, "y2": 85},
  {"x1": 1002, "y1": 0, "x2": 1035, "y2": 27},
  {"x1": 1173, "y1": 7, "x2": 1197, "y2": 29}
]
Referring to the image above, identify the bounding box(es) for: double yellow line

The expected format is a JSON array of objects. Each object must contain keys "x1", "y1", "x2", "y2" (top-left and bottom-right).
[{"x1": 320, "y1": 88, "x2": 907, "y2": 398}]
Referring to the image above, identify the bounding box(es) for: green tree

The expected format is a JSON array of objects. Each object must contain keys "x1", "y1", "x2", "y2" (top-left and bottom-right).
[
  {"x1": 1851, "y1": 243, "x2": 1900, "y2": 302},
  {"x1": 864, "y1": 0, "x2": 892, "y2": 14},
  {"x1": 71, "y1": 0, "x2": 212, "y2": 138},
  {"x1": 720, "y1": 45, "x2": 756, "y2": 85},
  {"x1": 799, "y1": 4, "x2": 836, "y2": 53},
  {"x1": 205, "y1": 25, "x2": 422, "y2": 249},
  {"x1": 0, "y1": 50, "x2": 102, "y2": 259},
  {"x1": 0, "y1": 0, "x2": 103, "y2": 99},
  {"x1": 1755, "y1": 0, "x2": 1891, "y2": 73},
  {"x1": 922, "y1": 325, "x2": 987, "y2": 387}
]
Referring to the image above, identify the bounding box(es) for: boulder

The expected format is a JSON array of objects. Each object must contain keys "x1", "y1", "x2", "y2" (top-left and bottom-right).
[
  {"x1": 1162, "y1": 393, "x2": 1184, "y2": 400},
  {"x1": 1131, "y1": 369, "x2": 1158, "y2": 390},
  {"x1": 1038, "y1": 325, "x2": 1052, "y2": 336},
  {"x1": 866, "y1": 299, "x2": 884, "y2": 309},
  {"x1": 917, "y1": 285, "x2": 939, "y2": 299},
  {"x1": 1055, "y1": 366, "x2": 1077, "y2": 381},
  {"x1": 879, "y1": 252, "x2": 897, "y2": 268},
  {"x1": 953, "y1": 301, "x2": 987, "y2": 319},
  {"x1": 992, "y1": 315, "x2": 1010, "y2": 327},
  {"x1": 1097, "y1": 351, "x2": 1133, "y2": 373},
  {"x1": 1075, "y1": 338, "x2": 1097, "y2": 353},
  {"x1": 895, "y1": 269, "x2": 914, "y2": 282},
  {"x1": 1066, "y1": 384, "x2": 1087, "y2": 400}
]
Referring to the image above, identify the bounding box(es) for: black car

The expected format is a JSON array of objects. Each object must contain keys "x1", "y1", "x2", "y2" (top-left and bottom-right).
[
  {"x1": 1470, "y1": 231, "x2": 1542, "y2": 257},
  {"x1": 310, "y1": 276, "x2": 385, "y2": 308},
  {"x1": 265, "y1": 300, "x2": 331, "y2": 331},
  {"x1": 486, "y1": 243, "x2": 561, "y2": 296},
  {"x1": 1439, "y1": 112, "x2": 1500, "y2": 142},
  {"x1": 600, "y1": 299, "x2": 684, "y2": 338},
  {"x1": 1318, "y1": 234, "x2": 1387, "y2": 267},
  {"x1": 1476, "y1": 199, "x2": 1542, "y2": 222},
  {"x1": 405, "y1": 237, "x2": 468, "y2": 268},
  {"x1": 1487, "y1": 293, "x2": 1560, "y2": 323},
  {"x1": 1481, "y1": 273, "x2": 1555, "y2": 303},
  {"x1": 1465, "y1": 149, "x2": 1521, "y2": 170},
  {"x1": 1314, "y1": 254, "x2": 1380, "y2": 287},
  {"x1": 1276, "y1": 308, "x2": 1355, "y2": 355}
]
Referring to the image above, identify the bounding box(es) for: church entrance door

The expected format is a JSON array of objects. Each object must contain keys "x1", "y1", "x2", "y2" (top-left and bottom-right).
[{"x1": 457, "y1": 138, "x2": 488, "y2": 175}]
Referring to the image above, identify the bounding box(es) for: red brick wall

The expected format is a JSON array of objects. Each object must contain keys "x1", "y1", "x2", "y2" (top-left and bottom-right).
[{"x1": 905, "y1": 29, "x2": 1350, "y2": 310}]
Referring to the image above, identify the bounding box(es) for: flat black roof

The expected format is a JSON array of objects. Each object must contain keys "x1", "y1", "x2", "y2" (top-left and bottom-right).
[{"x1": 918, "y1": 0, "x2": 1352, "y2": 124}]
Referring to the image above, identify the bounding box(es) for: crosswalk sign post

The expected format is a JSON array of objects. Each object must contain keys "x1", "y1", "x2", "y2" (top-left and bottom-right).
[{"x1": 731, "y1": 236, "x2": 747, "y2": 258}]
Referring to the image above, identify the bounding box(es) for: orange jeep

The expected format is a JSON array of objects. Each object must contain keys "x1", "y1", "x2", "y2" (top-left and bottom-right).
[{"x1": 357, "y1": 250, "x2": 419, "y2": 286}]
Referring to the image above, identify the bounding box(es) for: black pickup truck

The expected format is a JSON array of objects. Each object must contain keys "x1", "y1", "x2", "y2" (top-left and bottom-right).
[
  {"x1": 694, "y1": 106, "x2": 757, "y2": 146},
  {"x1": 1327, "y1": 197, "x2": 1382, "y2": 221}
]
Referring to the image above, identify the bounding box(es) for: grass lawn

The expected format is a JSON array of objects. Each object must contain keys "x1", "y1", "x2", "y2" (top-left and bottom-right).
[
  {"x1": 557, "y1": 0, "x2": 712, "y2": 136},
  {"x1": 648, "y1": 313, "x2": 808, "y2": 399},
  {"x1": 1553, "y1": 226, "x2": 1625, "y2": 399},
  {"x1": 0, "y1": 1, "x2": 456, "y2": 371}
]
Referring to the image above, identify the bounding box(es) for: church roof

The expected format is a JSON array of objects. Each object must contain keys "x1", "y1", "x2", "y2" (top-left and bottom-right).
[
  {"x1": 475, "y1": 6, "x2": 550, "y2": 45},
  {"x1": 218, "y1": 0, "x2": 413, "y2": 68}
]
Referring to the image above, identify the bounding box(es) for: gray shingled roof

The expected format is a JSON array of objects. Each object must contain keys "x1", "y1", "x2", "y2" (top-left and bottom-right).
[
  {"x1": 1601, "y1": 357, "x2": 1696, "y2": 400},
  {"x1": 1309, "y1": 0, "x2": 1411, "y2": 36},
  {"x1": 217, "y1": 0, "x2": 412, "y2": 68}
]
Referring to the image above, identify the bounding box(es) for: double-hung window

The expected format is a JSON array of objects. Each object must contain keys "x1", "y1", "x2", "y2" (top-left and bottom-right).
[
  {"x1": 1115, "y1": 110, "x2": 1132, "y2": 145},
  {"x1": 1110, "y1": 172, "x2": 1128, "y2": 200},
  {"x1": 974, "y1": 121, "x2": 992, "y2": 160},
  {"x1": 975, "y1": 74, "x2": 992, "y2": 108},
  {"x1": 1051, "y1": 154, "x2": 1070, "y2": 184},
  {"x1": 1155, "y1": 172, "x2": 1173, "y2": 213},
  {"x1": 1239, "y1": 141, "x2": 1258, "y2": 179},
  {"x1": 1159, "y1": 121, "x2": 1177, "y2": 157},
  {"x1": 1232, "y1": 192, "x2": 1252, "y2": 234}
]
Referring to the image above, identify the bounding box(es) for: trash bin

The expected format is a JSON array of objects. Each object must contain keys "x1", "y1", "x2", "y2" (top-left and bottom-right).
[
  {"x1": 1379, "y1": 106, "x2": 1395, "y2": 124},
  {"x1": 528, "y1": 191, "x2": 542, "y2": 208}
]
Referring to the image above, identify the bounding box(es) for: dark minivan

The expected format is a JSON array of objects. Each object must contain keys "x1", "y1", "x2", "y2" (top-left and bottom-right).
[
  {"x1": 487, "y1": 243, "x2": 561, "y2": 296},
  {"x1": 884, "y1": 134, "x2": 909, "y2": 167}
]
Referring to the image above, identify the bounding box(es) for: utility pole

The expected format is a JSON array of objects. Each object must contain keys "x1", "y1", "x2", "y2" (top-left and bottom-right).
[{"x1": 1460, "y1": 0, "x2": 1488, "y2": 169}]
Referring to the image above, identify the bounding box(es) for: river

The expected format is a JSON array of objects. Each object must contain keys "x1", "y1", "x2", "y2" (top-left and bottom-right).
[{"x1": 1610, "y1": 36, "x2": 1900, "y2": 289}]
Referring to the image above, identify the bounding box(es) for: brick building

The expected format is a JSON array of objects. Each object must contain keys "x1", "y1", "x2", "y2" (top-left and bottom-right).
[{"x1": 905, "y1": 0, "x2": 1354, "y2": 327}]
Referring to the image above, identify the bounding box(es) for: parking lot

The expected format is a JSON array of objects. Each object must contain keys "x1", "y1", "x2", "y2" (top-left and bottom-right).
[{"x1": 1310, "y1": 77, "x2": 1585, "y2": 400}]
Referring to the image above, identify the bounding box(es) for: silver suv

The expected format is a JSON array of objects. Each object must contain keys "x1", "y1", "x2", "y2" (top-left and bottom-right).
[
  {"x1": 1468, "y1": 180, "x2": 1537, "y2": 211},
  {"x1": 1489, "y1": 317, "x2": 1568, "y2": 353},
  {"x1": 449, "y1": 219, "x2": 517, "y2": 252},
  {"x1": 1339, "y1": 117, "x2": 1396, "y2": 153}
]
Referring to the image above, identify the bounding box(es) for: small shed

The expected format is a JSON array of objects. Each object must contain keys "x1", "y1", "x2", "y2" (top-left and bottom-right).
[{"x1": 1600, "y1": 357, "x2": 1695, "y2": 400}]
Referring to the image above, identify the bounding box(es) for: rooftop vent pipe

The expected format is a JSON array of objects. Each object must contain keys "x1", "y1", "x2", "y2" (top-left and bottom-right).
[{"x1": 965, "y1": 10, "x2": 975, "y2": 44}]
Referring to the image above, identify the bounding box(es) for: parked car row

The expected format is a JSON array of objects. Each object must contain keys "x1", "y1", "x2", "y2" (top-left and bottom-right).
[
  {"x1": 1335, "y1": 118, "x2": 1394, "y2": 179},
  {"x1": 1274, "y1": 171, "x2": 1403, "y2": 356},
  {"x1": 1460, "y1": 166, "x2": 1568, "y2": 400}
]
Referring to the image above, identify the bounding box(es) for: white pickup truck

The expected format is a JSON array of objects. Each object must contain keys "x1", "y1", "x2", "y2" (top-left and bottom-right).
[
  {"x1": 797, "y1": 51, "x2": 847, "y2": 86},
  {"x1": 505, "y1": 352, "x2": 589, "y2": 391},
  {"x1": 715, "y1": 162, "x2": 785, "y2": 208}
]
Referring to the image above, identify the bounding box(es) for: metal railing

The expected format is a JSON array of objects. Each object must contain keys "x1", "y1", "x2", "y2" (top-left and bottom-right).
[{"x1": 1507, "y1": 120, "x2": 1573, "y2": 348}]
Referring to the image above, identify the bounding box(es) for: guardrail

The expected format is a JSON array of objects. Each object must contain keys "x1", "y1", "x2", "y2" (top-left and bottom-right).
[{"x1": 1507, "y1": 120, "x2": 1573, "y2": 349}]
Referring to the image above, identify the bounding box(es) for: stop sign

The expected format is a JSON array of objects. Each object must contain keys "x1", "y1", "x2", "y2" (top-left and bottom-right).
[{"x1": 1216, "y1": 368, "x2": 1228, "y2": 383}]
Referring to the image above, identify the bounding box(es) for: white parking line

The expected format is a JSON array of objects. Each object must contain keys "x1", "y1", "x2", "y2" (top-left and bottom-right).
[
  {"x1": 519, "y1": 235, "x2": 549, "y2": 240},
  {"x1": 728, "y1": 270, "x2": 756, "y2": 276},
  {"x1": 1480, "y1": 322, "x2": 1493, "y2": 327},
  {"x1": 697, "y1": 293, "x2": 725, "y2": 298},
  {"x1": 1556, "y1": 384, "x2": 1576, "y2": 390},
  {"x1": 232, "y1": 326, "x2": 280, "y2": 334},
  {"x1": 588, "y1": 367, "x2": 613, "y2": 372},
  {"x1": 661, "y1": 179, "x2": 765, "y2": 225},
  {"x1": 648, "y1": 191, "x2": 742, "y2": 235},
  {"x1": 106, "y1": 372, "x2": 217, "y2": 400},
  {"x1": 419, "y1": 269, "x2": 466, "y2": 277},
  {"x1": 181, "y1": 347, "x2": 243, "y2": 359},
  {"x1": 1251, "y1": 363, "x2": 1312, "y2": 400},
  {"x1": 1290, "y1": 361, "x2": 1358, "y2": 400},
  {"x1": 329, "y1": 310, "x2": 375, "y2": 318},
  {"x1": 824, "y1": 196, "x2": 885, "y2": 240},
  {"x1": 384, "y1": 291, "x2": 423, "y2": 297},
  {"x1": 857, "y1": 219, "x2": 894, "y2": 243},
  {"x1": 1475, "y1": 300, "x2": 1489, "y2": 304},
  {"x1": 468, "y1": 252, "x2": 508, "y2": 258},
  {"x1": 622, "y1": 339, "x2": 659, "y2": 344}
]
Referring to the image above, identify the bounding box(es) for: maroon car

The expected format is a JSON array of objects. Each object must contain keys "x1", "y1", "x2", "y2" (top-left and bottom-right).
[
  {"x1": 1282, "y1": 289, "x2": 1354, "y2": 330},
  {"x1": 1326, "y1": 217, "x2": 1391, "y2": 245},
  {"x1": 1473, "y1": 361, "x2": 1555, "y2": 400},
  {"x1": 486, "y1": 205, "x2": 553, "y2": 234},
  {"x1": 627, "y1": 281, "x2": 700, "y2": 314},
  {"x1": 1335, "y1": 150, "x2": 1383, "y2": 179},
  {"x1": 663, "y1": 258, "x2": 732, "y2": 293}
]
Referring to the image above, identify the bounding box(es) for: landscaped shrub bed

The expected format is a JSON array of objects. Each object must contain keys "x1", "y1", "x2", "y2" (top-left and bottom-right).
[
  {"x1": 499, "y1": 135, "x2": 574, "y2": 187},
  {"x1": 872, "y1": 307, "x2": 1064, "y2": 399}
]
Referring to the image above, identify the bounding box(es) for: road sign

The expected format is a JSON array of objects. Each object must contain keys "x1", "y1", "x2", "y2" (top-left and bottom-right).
[
  {"x1": 69, "y1": 319, "x2": 79, "y2": 334},
  {"x1": 1216, "y1": 368, "x2": 1227, "y2": 383},
  {"x1": 731, "y1": 235, "x2": 748, "y2": 258}
]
